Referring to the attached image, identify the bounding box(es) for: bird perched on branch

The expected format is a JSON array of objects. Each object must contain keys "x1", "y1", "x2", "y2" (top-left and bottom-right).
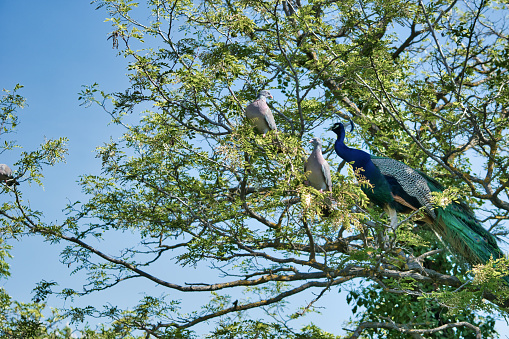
[
  {"x1": 245, "y1": 90, "x2": 277, "y2": 136},
  {"x1": 330, "y1": 122, "x2": 504, "y2": 267},
  {"x1": 0, "y1": 164, "x2": 19, "y2": 186},
  {"x1": 305, "y1": 138, "x2": 332, "y2": 193},
  {"x1": 304, "y1": 138, "x2": 334, "y2": 216}
]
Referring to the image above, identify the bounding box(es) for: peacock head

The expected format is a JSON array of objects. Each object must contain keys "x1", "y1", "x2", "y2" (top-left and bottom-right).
[
  {"x1": 330, "y1": 123, "x2": 344, "y2": 135},
  {"x1": 330, "y1": 120, "x2": 354, "y2": 135}
]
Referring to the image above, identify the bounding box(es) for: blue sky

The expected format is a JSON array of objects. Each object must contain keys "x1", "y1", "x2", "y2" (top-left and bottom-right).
[
  {"x1": 0, "y1": 0, "x2": 134, "y2": 325},
  {"x1": 1, "y1": 1, "x2": 509, "y2": 337}
]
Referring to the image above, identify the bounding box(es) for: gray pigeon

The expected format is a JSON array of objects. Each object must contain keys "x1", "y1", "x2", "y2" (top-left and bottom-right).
[
  {"x1": 0, "y1": 164, "x2": 19, "y2": 186},
  {"x1": 304, "y1": 138, "x2": 332, "y2": 192},
  {"x1": 245, "y1": 90, "x2": 277, "y2": 136}
]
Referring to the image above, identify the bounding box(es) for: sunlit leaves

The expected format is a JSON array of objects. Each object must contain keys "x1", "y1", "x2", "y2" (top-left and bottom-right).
[{"x1": 2, "y1": 0, "x2": 509, "y2": 337}]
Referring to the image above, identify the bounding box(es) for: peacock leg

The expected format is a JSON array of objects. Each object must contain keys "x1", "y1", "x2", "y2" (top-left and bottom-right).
[
  {"x1": 388, "y1": 207, "x2": 398, "y2": 231},
  {"x1": 378, "y1": 208, "x2": 399, "y2": 250}
]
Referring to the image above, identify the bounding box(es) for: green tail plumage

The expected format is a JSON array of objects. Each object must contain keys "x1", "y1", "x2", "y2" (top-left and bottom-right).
[
  {"x1": 434, "y1": 202, "x2": 503, "y2": 265},
  {"x1": 419, "y1": 170, "x2": 504, "y2": 268}
]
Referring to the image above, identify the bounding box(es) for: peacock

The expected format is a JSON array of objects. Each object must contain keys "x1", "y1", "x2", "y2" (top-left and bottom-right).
[{"x1": 330, "y1": 122, "x2": 504, "y2": 268}]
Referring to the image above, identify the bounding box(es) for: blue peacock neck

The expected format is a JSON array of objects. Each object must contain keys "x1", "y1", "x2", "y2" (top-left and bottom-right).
[
  {"x1": 333, "y1": 123, "x2": 377, "y2": 177},
  {"x1": 332, "y1": 122, "x2": 394, "y2": 206}
]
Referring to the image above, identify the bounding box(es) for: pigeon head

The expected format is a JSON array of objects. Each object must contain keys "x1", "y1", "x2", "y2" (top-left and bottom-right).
[
  {"x1": 258, "y1": 90, "x2": 273, "y2": 100},
  {"x1": 310, "y1": 137, "x2": 322, "y2": 148}
]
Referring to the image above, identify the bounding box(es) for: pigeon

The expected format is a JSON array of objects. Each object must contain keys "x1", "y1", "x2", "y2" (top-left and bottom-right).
[
  {"x1": 304, "y1": 138, "x2": 334, "y2": 217},
  {"x1": 0, "y1": 164, "x2": 19, "y2": 186},
  {"x1": 245, "y1": 90, "x2": 277, "y2": 136},
  {"x1": 304, "y1": 138, "x2": 332, "y2": 192}
]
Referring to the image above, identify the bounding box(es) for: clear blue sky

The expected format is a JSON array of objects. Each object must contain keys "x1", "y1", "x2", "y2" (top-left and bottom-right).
[
  {"x1": 1, "y1": 1, "x2": 508, "y2": 337},
  {"x1": 0, "y1": 0, "x2": 139, "y2": 326}
]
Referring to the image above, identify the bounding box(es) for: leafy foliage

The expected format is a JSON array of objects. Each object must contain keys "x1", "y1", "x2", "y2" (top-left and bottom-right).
[{"x1": 2, "y1": 0, "x2": 509, "y2": 337}]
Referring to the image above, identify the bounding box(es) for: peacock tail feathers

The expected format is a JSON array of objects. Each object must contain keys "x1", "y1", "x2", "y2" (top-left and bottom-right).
[
  {"x1": 371, "y1": 156, "x2": 503, "y2": 266},
  {"x1": 434, "y1": 206, "x2": 503, "y2": 265},
  {"x1": 416, "y1": 167, "x2": 503, "y2": 265}
]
